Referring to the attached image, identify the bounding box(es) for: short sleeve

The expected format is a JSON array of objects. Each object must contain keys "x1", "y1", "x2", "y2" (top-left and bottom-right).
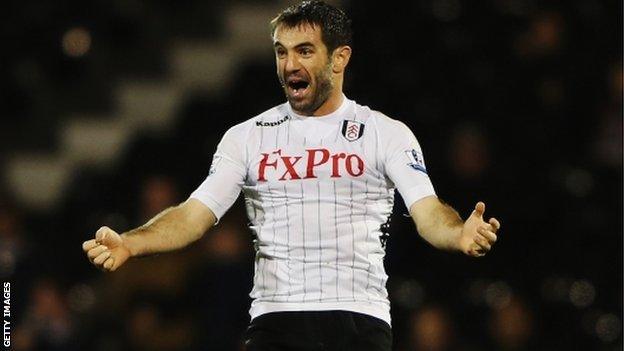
[
  {"x1": 381, "y1": 119, "x2": 436, "y2": 209},
  {"x1": 189, "y1": 126, "x2": 247, "y2": 221}
]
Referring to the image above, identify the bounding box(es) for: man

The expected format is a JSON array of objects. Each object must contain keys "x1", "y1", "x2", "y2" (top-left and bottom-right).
[{"x1": 82, "y1": 1, "x2": 501, "y2": 350}]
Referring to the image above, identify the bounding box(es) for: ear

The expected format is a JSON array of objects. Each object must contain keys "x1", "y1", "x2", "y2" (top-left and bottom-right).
[{"x1": 331, "y1": 45, "x2": 352, "y2": 74}]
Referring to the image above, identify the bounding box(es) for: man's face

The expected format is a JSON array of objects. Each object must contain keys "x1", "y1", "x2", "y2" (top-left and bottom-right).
[{"x1": 273, "y1": 23, "x2": 334, "y2": 115}]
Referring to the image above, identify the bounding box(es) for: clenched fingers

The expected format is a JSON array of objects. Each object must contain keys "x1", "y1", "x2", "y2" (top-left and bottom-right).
[
  {"x1": 82, "y1": 239, "x2": 98, "y2": 252},
  {"x1": 93, "y1": 251, "x2": 111, "y2": 265},
  {"x1": 87, "y1": 245, "x2": 108, "y2": 261},
  {"x1": 103, "y1": 257, "x2": 115, "y2": 271},
  {"x1": 474, "y1": 234, "x2": 492, "y2": 251},
  {"x1": 478, "y1": 227, "x2": 497, "y2": 243},
  {"x1": 469, "y1": 244, "x2": 486, "y2": 257},
  {"x1": 489, "y1": 217, "x2": 501, "y2": 232}
]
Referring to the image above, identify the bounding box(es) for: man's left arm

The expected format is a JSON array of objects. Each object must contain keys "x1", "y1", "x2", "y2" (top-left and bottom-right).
[
  {"x1": 409, "y1": 195, "x2": 501, "y2": 257},
  {"x1": 376, "y1": 116, "x2": 501, "y2": 256}
]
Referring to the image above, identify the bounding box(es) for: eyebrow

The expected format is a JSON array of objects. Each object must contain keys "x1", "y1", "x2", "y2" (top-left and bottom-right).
[{"x1": 274, "y1": 41, "x2": 316, "y2": 49}]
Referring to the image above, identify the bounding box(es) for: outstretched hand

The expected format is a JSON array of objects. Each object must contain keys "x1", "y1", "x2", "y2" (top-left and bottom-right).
[
  {"x1": 458, "y1": 202, "x2": 501, "y2": 257},
  {"x1": 82, "y1": 226, "x2": 131, "y2": 272}
]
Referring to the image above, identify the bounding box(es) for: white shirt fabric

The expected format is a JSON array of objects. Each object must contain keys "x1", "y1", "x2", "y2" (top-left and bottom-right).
[{"x1": 190, "y1": 96, "x2": 436, "y2": 325}]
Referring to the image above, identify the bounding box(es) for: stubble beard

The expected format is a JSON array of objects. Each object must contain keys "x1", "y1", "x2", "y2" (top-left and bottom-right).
[{"x1": 284, "y1": 63, "x2": 334, "y2": 115}]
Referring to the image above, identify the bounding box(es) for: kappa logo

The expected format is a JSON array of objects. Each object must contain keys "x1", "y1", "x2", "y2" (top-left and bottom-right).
[
  {"x1": 256, "y1": 115, "x2": 290, "y2": 127},
  {"x1": 341, "y1": 120, "x2": 365, "y2": 142},
  {"x1": 406, "y1": 149, "x2": 427, "y2": 174}
]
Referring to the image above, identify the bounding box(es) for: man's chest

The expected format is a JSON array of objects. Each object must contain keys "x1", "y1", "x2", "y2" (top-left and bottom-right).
[
  {"x1": 249, "y1": 145, "x2": 365, "y2": 185},
  {"x1": 244, "y1": 121, "x2": 380, "y2": 187}
]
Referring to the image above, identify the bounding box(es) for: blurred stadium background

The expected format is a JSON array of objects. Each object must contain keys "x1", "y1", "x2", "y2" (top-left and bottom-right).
[{"x1": 0, "y1": 0, "x2": 621, "y2": 350}]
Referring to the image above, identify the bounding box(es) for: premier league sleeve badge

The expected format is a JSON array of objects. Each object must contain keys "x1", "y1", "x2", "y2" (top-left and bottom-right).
[{"x1": 405, "y1": 148, "x2": 427, "y2": 173}]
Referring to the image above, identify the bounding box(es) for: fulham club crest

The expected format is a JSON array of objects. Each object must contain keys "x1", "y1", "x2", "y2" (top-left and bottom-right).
[{"x1": 341, "y1": 120, "x2": 365, "y2": 142}]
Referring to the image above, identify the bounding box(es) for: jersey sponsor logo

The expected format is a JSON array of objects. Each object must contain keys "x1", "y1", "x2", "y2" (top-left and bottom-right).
[
  {"x1": 341, "y1": 120, "x2": 365, "y2": 142},
  {"x1": 256, "y1": 115, "x2": 290, "y2": 127},
  {"x1": 406, "y1": 149, "x2": 427, "y2": 174},
  {"x1": 258, "y1": 148, "x2": 365, "y2": 181}
]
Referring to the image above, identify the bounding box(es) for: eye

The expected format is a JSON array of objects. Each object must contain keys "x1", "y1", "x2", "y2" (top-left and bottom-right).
[
  {"x1": 276, "y1": 48, "x2": 287, "y2": 58},
  {"x1": 299, "y1": 47, "x2": 313, "y2": 57}
]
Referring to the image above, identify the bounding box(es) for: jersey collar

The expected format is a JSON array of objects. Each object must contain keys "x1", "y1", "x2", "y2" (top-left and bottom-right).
[{"x1": 287, "y1": 94, "x2": 351, "y2": 122}]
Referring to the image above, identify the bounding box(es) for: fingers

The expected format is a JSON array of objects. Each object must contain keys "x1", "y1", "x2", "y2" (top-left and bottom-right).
[
  {"x1": 473, "y1": 201, "x2": 485, "y2": 219},
  {"x1": 478, "y1": 226, "x2": 497, "y2": 243},
  {"x1": 465, "y1": 227, "x2": 495, "y2": 258},
  {"x1": 103, "y1": 257, "x2": 115, "y2": 271},
  {"x1": 489, "y1": 217, "x2": 501, "y2": 231},
  {"x1": 469, "y1": 226, "x2": 498, "y2": 257},
  {"x1": 84, "y1": 226, "x2": 124, "y2": 271},
  {"x1": 82, "y1": 239, "x2": 98, "y2": 252},
  {"x1": 463, "y1": 209, "x2": 501, "y2": 258},
  {"x1": 87, "y1": 245, "x2": 108, "y2": 261},
  {"x1": 95, "y1": 226, "x2": 111, "y2": 244},
  {"x1": 89, "y1": 247, "x2": 117, "y2": 271},
  {"x1": 93, "y1": 251, "x2": 111, "y2": 265},
  {"x1": 474, "y1": 234, "x2": 492, "y2": 252},
  {"x1": 86, "y1": 244, "x2": 112, "y2": 271},
  {"x1": 468, "y1": 244, "x2": 487, "y2": 258}
]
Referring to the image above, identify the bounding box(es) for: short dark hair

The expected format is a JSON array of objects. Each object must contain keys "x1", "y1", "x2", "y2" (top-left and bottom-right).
[{"x1": 270, "y1": 0, "x2": 353, "y2": 54}]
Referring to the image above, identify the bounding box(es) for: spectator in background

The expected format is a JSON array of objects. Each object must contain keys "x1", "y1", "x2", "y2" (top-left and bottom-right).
[
  {"x1": 12, "y1": 278, "x2": 77, "y2": 351},
  {"x1": 124, "y1": 298, "x2": 195, "y2": 351},
  {"x1": 99, "y1": 174, "x2": 191, "y2": 310},
  {"x1": 448, "y1": 123, "x2": 490, "y2": 182},
  {"x1": 442, "y1": 123, "x2": 496, "y2": 215},
  {"x1": 0, "y1": 198, "x2": 30, "y2": 281},
  {"x1": 0, "y1": 194, "x2": 37, "y2": 342},
  {"x1": 188, "y1": 220, "x2": 253, "y2": 351},
  {"x1": 593, "y1": 63, "x2": 623, "y2": 169},
  {"x1": 486, "y1": 295, "x2": 536, "y2": 351},
  {"x1": 400, "y1": 304, "x2": 476, "y2": 351},
  {"x1": 138, "y1": 174, "x2": 180, "y2": 222},
  {"x1": 514, "y1": 11, "x2": 565, "y2": 59}
]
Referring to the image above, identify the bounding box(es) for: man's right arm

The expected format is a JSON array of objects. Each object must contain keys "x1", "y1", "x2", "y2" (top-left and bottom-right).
[
  {"x1": 83, "y1": 123, "x2": 248, "y2": 272},
  {"x1": 82, "y1": 198, "x2": 216, "y2": 271}
]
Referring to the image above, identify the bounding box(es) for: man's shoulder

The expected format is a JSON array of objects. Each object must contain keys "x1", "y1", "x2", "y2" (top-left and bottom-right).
[
  {"x1": 224, "y1": 102, "x2": 289, "y2": 136},
  {"x1": 251, "y1": 103, "x2": 290, "y2": 126},
  {"x1": 357, "y1": 104, "x2": 411, "y2": 135}
]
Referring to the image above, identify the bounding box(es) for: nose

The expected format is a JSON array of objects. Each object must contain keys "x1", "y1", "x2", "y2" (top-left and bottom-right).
[{"x1": 284, "y1": 53, "x2": 301, "y2": 73}]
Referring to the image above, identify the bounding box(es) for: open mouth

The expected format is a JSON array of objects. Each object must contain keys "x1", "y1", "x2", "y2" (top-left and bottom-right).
[{"x1": 287, "y1": 78, "x2": 310, "y2": 98}]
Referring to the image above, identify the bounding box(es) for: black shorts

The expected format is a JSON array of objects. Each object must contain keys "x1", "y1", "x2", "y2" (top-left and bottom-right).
[{"x1": 243, "y1": 310, "x2": 392, "y2": 351}]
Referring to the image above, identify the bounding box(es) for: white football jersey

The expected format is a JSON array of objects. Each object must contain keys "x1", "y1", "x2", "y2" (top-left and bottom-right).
[{"x1": 190, "y1": 96, "x2": 436, "y2": 325}]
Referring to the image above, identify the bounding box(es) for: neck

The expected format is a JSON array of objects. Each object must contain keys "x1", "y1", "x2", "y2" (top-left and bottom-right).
[
  {"x1": 310, "y1": 90, "x2": 344, "y2": 116},
  {"x1": 293, "y1": 76, "x2": 345, "y2": 116}
]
